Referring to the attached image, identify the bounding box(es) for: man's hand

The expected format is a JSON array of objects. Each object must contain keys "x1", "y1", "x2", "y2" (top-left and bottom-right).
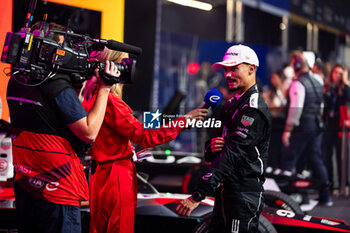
[
  {"x1": 210, "y1": 137, "x2": 225, "y2": 154},
  {"x1": 175, "y1": 196, "x2": 201, "y2": 217},
  {"x1": 282, "y1": 131, "x2": 291, "y2": 147},
  {"x1": 344, "y1": 120, "x2": 350, "y2": 128}
]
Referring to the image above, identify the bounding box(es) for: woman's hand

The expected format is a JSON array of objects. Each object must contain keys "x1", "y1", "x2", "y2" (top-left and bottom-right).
[
  {"x1": 342, "y1": 69, "x2": 348, "y2": 85},
  {"x1": 185, "y1": 108, "x2": 208, "y2": 121}
]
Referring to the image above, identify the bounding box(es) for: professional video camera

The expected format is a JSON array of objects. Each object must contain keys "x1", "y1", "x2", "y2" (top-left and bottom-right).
[{"x1": 1, "y1": 0, "x2": 142, "y2": 86}]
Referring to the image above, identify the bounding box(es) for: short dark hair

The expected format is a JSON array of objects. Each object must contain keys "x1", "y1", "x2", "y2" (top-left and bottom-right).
[{"x1": 31, "y1": 21, "x2": 67, "y2": 43}]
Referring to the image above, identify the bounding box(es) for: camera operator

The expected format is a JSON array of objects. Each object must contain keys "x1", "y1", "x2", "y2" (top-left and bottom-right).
[
  {"x1": 82, "y1": 48, "x2": 208, "y2": 233},
  {"x1": 6, "y1": 25, "x2": 118, "y2": 232}
]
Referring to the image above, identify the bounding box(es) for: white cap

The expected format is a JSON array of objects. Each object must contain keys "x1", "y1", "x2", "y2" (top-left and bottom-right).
[
  {"x1": 211, "y1": 44, "x2": 259, "y2": 70},
  {"x1": 302, "y1": 51, "x2": 315, "y2": 68}
]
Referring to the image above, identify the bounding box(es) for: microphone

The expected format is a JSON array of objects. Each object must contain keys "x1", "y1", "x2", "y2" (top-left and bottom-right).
[
  {"x1": 201, "y1": 88, "x2": 223, "y2": 109},
  {"x1": 106, "y1": 40, "x2": 142, "y2": 56}
]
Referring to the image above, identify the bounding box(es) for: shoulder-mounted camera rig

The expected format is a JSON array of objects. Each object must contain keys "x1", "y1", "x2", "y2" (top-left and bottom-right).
[{"x1": 1, "y1": 0, "x2": 142, "y2": 86}]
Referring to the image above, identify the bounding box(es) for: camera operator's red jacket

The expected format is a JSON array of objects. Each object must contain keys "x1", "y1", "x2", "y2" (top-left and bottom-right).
[{"x1": 83, "y1": 92, "x2": 186, "y2": 233}]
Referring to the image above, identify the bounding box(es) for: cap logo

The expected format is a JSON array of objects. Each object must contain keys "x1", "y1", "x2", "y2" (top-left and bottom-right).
[
  {"x1": 226, "y1": 52, "x2": 239, "y2": 56},
  {"x1": 211, "y1": 45, "x2": 259, "y2": 70}
]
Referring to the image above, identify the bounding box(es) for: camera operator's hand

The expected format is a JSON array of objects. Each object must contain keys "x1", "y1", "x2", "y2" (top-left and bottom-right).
[
  {"x1": 185, "y1": 108, "x2": 208, "y2": 121},
  {"x1": 97, "y1": 60, "x2": 121, "y2": 86},
  {"x1": 83, "y1": 61, "x2": 119, "y2": 101},
  {"x1": 69, "y1": 61, "x2": 119, "y2": 143}
]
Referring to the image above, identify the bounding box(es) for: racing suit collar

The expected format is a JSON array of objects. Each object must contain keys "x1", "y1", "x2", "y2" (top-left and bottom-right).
[{"x1": 234, "y1": 84, "x2": 258, "y2": 101}]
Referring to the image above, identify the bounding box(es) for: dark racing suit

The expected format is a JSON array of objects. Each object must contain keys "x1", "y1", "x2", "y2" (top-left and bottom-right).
[{"x1": 193, "y1": 85, "x2": 271, "y2": 233}]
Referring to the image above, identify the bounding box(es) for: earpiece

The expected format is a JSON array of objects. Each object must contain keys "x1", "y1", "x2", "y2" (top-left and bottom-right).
[{"x1": 293, "y1": 55, "x2": 303, "y2": 73}]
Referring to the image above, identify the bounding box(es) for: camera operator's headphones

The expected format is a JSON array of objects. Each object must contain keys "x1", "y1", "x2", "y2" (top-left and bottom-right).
[
  {"x1": 292, "y1": 55, "x2": 305, "y2": 73},
  {"x1": 31, "y1": 21, "x2": 58, "y2": 41},
  {"x1": 32, "y1": 21, "x2": 73, "y2": 42}
]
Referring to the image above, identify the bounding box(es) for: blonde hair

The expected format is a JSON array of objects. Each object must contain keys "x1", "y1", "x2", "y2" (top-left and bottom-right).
[{"x1": 83, "y1": 48, "x2": 128, "y2": 100}]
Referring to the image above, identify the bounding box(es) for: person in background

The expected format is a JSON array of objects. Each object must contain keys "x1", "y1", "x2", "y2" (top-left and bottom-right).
[
  {"x1": 281, "y1": 63, "x2": 295, "y2": 97},
  {"x1": 323, "y1": 64, "x2": 350, "y2": 196},
  {"x1": 193, "y1": 62, "x2": 211, "y2": 153},
  {"x1": 312, "y1": 57, "x2": 326, "y2": 81},
  {"x1": 263, "y1": 71, "x2": 287, "y2": 172},
  {"x1": 6, "y1": 23, "x2": 115, "y2": 233},
  {"x1": 175, "y1": 44, "x2": 271, "y2": 233},
  {"x1": 281, "y1": 51, "x2": 332, "y2": 206},
  {"x1": 82, "y1": 48, "x2": 208, "y2": 233},
  {"x1": 324, "y1": 62, "x2": 334, "y2": 80}
]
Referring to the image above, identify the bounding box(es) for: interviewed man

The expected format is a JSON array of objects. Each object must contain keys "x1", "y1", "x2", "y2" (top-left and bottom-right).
[{"x1": 176, "y1": 44, "x2": 271, "y2": 233}]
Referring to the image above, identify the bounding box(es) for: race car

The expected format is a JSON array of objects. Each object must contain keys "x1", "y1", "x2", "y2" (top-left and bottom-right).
[
  {"x1": 1, "y1": 159, "x2": 350, "y2": 233},
  {"x1": 136, "y1": 173, "x2": 276, "y2": 233},
  {"x1": 183, "y1": 162, "x2": 325, "y2": 212},
  {"x1": 136, "y1": 173, "x2": 350, "y2": 233}
]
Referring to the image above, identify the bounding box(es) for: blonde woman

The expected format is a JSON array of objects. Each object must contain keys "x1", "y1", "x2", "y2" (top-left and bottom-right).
[{"x1": 83, "y1": 48, "x2": 207, "y2": 233}]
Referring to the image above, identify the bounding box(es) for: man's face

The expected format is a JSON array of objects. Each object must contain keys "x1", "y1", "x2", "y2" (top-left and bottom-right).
[
  {"x1": 58, "y1": 35, "x2": 64, "y2": 44},
  {"x1": 223, "y1": 63, "x2": 253, "y2": 93}
]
